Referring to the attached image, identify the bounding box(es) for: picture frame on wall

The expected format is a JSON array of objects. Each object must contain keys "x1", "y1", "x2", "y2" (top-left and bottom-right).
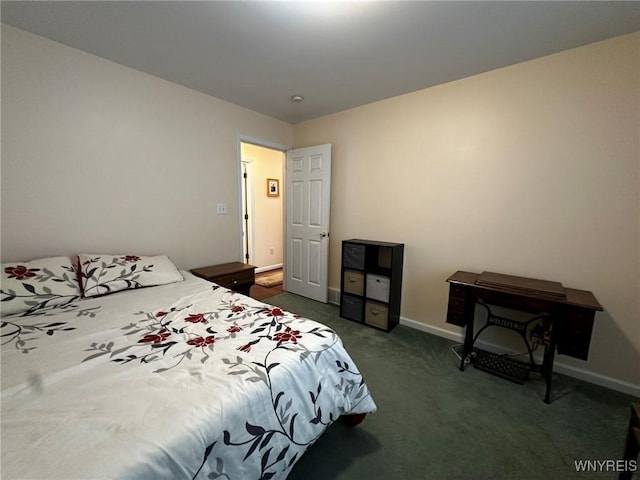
[{"x1": 267, "y1": 178, "x2": 279, "y2": 197}]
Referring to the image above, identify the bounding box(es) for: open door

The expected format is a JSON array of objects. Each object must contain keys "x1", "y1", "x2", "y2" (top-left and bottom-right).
[{"x1": 285, "y1": 144, "x2": 331, "y2": 303}]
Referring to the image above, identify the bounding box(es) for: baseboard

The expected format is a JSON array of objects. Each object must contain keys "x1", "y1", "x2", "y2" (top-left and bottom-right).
[
  {"x1": 255, "y1": 263, "x2": 283, "y2": 274},
  {"x1": 399, "y1": 316, "x2": 462, "y2": 342},
  {"x1": 400, "y1": 316, "x2": 640, "y2": 398},
  {"x1": 328, "y1": 287, "x2": 340, "y2": 305}
]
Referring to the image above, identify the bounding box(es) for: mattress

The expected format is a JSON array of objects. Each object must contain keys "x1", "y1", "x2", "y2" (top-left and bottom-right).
[{"x1": 1, "y1": 272, "x2": 376, "y2": 479}]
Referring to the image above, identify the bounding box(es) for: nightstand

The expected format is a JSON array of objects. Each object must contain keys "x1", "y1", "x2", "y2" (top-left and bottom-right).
[{"x1": 191, "y1": 262, "x2": 256, "y2": 296}]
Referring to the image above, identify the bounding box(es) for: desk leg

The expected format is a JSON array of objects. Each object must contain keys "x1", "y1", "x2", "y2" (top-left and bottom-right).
[
  {"x1": 460, "y1": 317, "x2": 474, "y2": 371},
  {"x1": 543, "y1": 333, "x2": 558, "y2": 404}
]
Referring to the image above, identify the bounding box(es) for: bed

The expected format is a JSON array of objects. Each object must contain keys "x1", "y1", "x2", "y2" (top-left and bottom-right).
[{"x1": 1, "y1": 255, "x2": 377, "y2": 479}]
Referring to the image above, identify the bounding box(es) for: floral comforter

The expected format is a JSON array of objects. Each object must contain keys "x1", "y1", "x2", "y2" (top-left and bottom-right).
[{"x1": 0, "y1": 272, "x2": 376, "y2": 479}]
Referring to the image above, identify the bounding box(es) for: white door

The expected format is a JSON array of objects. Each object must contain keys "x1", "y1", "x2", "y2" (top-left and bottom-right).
[{"x1": 285, "y1": 144, "x2": 331, "y2": 302}]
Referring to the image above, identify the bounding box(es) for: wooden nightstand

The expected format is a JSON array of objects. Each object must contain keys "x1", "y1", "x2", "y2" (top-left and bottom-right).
[{"x1": 191, "y1": 262, "x2": 256, "y2": 296}]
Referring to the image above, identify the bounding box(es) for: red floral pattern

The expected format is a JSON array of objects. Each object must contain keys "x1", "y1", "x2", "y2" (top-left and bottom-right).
[
  {"x1": 272, "y1": 326, "x2": 302, "y2": 344},
  {"x1": 266, "y1": 307, "x2": 284, "y2": 317},
  {"x1": 185, "y1": 313, "x2": 207, "y2": 324},
  {"x1": 4, "y1": 265, "x2": 40, "y2": 280},
  {"x1": 121, "y1": 255, "x2": 142, "y2": 262},
  {"x1": 187, "y1": 336, "x2": 215, "y2": 347},
  {"x1": 138, "y1": 328, "x2": 171, "y2": 344}
]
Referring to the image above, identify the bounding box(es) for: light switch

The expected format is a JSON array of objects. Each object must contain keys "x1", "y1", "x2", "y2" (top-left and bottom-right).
[{"x1": 216, "y1": 203, "x2": 227, "y2": 215}]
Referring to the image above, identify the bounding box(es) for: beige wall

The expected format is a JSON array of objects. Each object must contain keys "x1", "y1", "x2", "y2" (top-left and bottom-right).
[
  {"x1": 1, "y1": 25, "x2": 292, "y2": 270},
  {"x1": 2, "y1": 25, "x2": 638, "y2": 391},
  {"x1": 294, "y1": 33, "x2": 640, "y2": 388},
  {"x1": 241, "y1": 143, "x2": 284, "y2": 269}
]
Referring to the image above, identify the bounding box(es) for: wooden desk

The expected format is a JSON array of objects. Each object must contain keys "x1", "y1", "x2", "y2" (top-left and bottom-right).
[
  {"x1": 191, "y1": 262, "x2": 256, "y2": 296},
  {"x1": 446, "y1": 270, "x2": 602, "y2": 403}
]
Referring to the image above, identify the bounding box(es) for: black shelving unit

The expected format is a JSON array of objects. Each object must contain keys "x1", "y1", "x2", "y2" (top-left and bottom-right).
[{"x1": 339, "y1": 239, "x2": 404, "y2": 332}]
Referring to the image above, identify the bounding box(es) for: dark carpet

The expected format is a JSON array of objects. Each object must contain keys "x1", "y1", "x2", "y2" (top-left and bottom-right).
[{"x1": 262, "y1": 292, "x2": 638, "y2": 480}]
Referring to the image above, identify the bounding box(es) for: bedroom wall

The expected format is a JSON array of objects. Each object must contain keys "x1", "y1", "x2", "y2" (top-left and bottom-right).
[
  {"x1": 1, "y1": 25, "x2": 292, "y2": 270},
  {"x1": 2, "y1": 24, "x2": 638, "y2": 393},
  {"x1": 293, "y1": 32, "x2": 640, "y2": 390}
]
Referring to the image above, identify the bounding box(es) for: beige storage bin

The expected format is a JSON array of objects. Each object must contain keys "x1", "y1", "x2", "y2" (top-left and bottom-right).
[
  {"x1": 366, "y1": 274, "x2": 390, "y2": 303},
  {"x1": 343, "y1": 269, "x2": 364, "y2": 296},
  {"x1": 365, "y1": 301, "x2": 389, "y2": 329}
]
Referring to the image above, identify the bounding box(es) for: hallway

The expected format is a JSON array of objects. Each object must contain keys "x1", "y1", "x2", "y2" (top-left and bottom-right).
[{"x1": 250, "y1": 268, "x2": 283, "y2": 301}]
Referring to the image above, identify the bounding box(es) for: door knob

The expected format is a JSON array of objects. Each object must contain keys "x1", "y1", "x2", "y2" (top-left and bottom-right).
[{"x1": 320, "y1": 231, "x2": 329, "y2": 238}]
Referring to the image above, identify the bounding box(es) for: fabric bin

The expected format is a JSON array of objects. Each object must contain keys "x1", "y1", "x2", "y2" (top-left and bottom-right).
[
  {"x1": 343, "y1": 243, "x2": 365, "y2": 269},
  {"x1": 366, "y1": 274, "x2": 390, "y2": 303},
  {"x1": 341, "y1": 294, "x2": 363, "y2": 322},
  {"x1": 365, "y1": 301, "x2": 389, "y2": 329},
  {"x1": 343, "y1": 269, "x2": 364, "y2": 296}
]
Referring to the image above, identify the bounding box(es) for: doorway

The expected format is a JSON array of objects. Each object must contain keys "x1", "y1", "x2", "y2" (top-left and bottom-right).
[
  {"x1": 238, "y1": 138, "x2": 332, "y2": 303},
  {"x1": 239, "y1": 141, "x2": 285, "y2": 275}
]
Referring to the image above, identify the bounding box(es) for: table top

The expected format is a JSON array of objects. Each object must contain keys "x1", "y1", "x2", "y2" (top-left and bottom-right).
[
  {"x1": 447, "y1": 270, "x2": 602, "y2": 311},
  {"x1": 191, "y1": 262, "x2": 256, "y2": 279}
]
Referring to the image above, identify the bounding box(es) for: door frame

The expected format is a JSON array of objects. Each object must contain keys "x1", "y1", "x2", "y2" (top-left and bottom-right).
[
  {"x1": 236, "y1": 134, "x2": 289, "y2": 272},
  {"x1": 240, "y1": 159, "x2": 255, "y2": 265}
]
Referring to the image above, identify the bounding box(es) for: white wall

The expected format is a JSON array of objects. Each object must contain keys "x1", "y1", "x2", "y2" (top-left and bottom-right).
[
  {"x1": 294, "y1": 33, "x2": 640, "y2": 389},
  {"x1": 1, "y1": 25, "x2": 292, "y2": 270},
  {"x1": 2, "y1": 24, "x2": 638, "y2": 391}
]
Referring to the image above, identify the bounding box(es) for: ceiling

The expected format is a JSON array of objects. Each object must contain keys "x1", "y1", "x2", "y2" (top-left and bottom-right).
[{"x1": 2, "y1": 1, "x2": 639, "y2": 124}]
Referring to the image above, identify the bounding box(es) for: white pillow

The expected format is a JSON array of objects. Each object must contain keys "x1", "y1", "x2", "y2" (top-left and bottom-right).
[
  {"x1": 1, "y1": 256, "x2": 82, "y2": 316},
  {"x1": 78, "y1": 254, "x2": 183, "y2": 297}
]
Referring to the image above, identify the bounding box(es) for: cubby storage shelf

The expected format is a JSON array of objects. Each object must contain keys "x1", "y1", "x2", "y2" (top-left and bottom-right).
[{"x1": 339, "y1": 239, "x2": 404, "y2": 332}]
